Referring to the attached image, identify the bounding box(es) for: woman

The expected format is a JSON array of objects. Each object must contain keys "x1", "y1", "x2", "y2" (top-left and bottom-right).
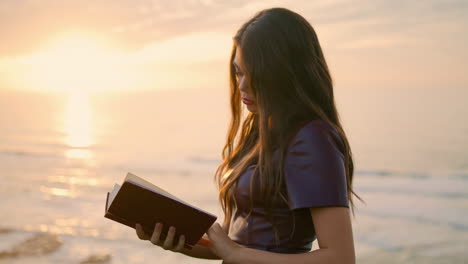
[{"x1": 136, "y1": 7, "x2": 361, "y2": 264}]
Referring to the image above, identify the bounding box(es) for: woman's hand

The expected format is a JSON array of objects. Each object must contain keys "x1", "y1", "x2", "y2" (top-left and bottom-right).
[
  {"x1": 135, "y1": 223, "x2": 186, "y2": 252},
  {"x1": 206, "y1": 222, "x2": 242, "y2": 263}
]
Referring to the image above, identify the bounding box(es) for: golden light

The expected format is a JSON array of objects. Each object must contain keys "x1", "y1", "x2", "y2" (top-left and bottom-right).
[
  {"x1": 63, "y1": 93, "x2": 93, "y2": 147},
  {"x1": 22, "y1": 33, "x2": 135, "y2": 93},
  {"x1": 6, "y1": 31, "x2": 235, "y2": 93},
  {"x1": 63, "y1": 92, "x2": 95, "y2": 160}
]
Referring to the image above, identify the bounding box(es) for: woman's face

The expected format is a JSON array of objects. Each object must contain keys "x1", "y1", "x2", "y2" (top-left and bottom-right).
[{"x1": 233, "y1": 47, "x2": 257, "y2": 113}]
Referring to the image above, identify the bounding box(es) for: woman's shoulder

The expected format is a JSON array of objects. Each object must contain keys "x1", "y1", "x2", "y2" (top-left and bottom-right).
[
  {"x1": 287, "y1": 119, "x2": 345, "y2": 155},
  {"x1": 283, "y1": 119, "x2": 349, "y2": 210},
  {"x1": 295, "y1": 118, "x2": 331, "y2": 132}
]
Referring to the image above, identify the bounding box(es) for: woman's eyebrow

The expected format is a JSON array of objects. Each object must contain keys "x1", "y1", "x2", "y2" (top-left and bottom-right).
[{"x1": 232, "y1": 61, "x2": 240, "y2": 69}]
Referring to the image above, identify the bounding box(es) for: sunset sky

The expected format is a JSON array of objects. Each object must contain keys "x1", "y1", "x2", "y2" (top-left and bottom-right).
[
  {"x1": 0, "y1": 0, "x2": 466, "y2": 94},
  {"x1": 1, "y1": 4, "x2": 467, "y2": 261}
]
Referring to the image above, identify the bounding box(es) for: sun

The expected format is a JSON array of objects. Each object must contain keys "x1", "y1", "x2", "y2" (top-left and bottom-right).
[{"x1": 23, "y1": 33, "x2": 133, "y2": 94}]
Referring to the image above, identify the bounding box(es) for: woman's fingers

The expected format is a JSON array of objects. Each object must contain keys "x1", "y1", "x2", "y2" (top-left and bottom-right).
[
  {"x1": 174, "y1": 235, "x2": 185, "y2": 252},
  {"x1": 140, "y1": 222, "x2": 185, "y2": 252},
  {"x1": 162, "y1": 226, "x2": 176, "y2": 250},
  {"x1": 136, "y1": 223, "x2": 150, "y2": 240},
  {"x1": 150, "y1": 222, "x2": 163, "y2": 245}
]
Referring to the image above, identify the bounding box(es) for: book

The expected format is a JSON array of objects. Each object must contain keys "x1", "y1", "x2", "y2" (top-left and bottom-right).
[{"x1": 104, "y1": 172, "x2": 217, "y2": 250}]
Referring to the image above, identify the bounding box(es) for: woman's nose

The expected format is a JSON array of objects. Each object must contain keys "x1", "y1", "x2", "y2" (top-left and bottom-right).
[
  {"x1": 239, "y1": 85, "x2": 246, "y2": 93},
  {"x1": 238, "y1": 79, "x2": 248, "y2": 93}
]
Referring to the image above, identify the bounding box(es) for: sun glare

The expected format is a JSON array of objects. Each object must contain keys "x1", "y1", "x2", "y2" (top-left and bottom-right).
[
  {"x1": 63, "y1": 92, "x2": 95, "y2": 161},
  {"x1": 23, "y1": 33, "x2": 133, "y2": 93}
]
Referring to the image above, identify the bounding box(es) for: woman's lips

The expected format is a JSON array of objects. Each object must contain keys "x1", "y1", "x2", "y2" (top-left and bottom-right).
[{"x1": 242, "y1": 98, "x2": 254, "y2": 105}]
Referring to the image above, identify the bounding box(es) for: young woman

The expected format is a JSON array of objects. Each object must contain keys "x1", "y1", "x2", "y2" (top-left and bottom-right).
[{"x1": 136, "y1": 7, "x2": 361, "y2": 264}]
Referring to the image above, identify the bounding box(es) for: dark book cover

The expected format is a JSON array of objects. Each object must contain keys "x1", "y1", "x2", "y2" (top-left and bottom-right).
[{"x1": 104, "y1": 173, "x2": 217, "y2": 250}]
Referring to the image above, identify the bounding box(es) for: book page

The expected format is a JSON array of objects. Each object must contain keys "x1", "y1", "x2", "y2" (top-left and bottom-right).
[
  {"x1": 124, "y1": 172, "x2": 217, "y2": 218},
  {"x1": 125, "y1": 172, "x2": 185, "y2": 201},
  {"x1": 108, "y1": 183, "x2": 121, "y2": 210}
]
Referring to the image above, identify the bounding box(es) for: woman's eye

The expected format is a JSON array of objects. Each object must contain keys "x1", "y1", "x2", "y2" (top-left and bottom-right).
[{"x1": 235, "y1": 71, "x2": 244, "y2": 77}]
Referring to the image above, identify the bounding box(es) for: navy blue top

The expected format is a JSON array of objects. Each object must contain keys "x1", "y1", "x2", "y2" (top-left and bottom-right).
[{"x1": 227, "y1": 119, "x2": 349, "y2": 253}]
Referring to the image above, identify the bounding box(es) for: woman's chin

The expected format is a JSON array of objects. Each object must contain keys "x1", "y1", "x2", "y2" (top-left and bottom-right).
[{"x1": 246, "y1": 104, "x2": 257, "y2": 113}]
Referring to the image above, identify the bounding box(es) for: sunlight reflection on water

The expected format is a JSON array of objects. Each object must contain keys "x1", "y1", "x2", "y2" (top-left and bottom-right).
[
  {"x1": 62, "y1": 93, "x2": 95, "y2": 161},
  {"x1": 47, "y1": 175, "x2": 98, "y2": 186},
  {"x1": 39, "y1": 186, "x2": 77, "y2": 198}
]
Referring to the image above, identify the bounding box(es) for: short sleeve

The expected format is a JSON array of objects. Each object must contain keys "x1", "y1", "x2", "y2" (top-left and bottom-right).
[{"x1": 284, "y1": 121, "x2": 349, "y2": 210}]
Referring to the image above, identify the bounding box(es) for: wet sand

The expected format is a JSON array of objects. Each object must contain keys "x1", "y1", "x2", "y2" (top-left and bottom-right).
[{"x1": 0, "y1": 228, "x2": 112, "y2": 264}]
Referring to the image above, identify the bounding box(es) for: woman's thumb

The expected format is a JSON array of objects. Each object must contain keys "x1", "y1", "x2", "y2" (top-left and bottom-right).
[{"x1": 197, "y1": 237, "x2": 212, "y2": 247}]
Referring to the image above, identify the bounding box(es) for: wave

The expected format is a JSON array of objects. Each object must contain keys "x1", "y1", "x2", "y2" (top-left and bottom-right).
[
  {"x1": 356, "y1": 186, "x2": 468, "y2": 199},
  {"x1": 356, "y1": 168, "x2": 468, "y2": 180},
  {"x1": 0, "y1": 149, "x2": 61, "y2": 158},
  {"x1": 359, "y1": 210, "x2": 468, "y2": 231}
]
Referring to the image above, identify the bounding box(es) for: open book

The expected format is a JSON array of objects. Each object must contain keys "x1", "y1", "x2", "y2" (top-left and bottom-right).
[{"x1": 104, "y1": 172, "x2": 217, "y2": 249}]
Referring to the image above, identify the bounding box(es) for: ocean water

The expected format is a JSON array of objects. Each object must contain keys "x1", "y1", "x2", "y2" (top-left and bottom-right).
[{"x1": 0, "y1": 87, "x2": 467, "y2": 263}]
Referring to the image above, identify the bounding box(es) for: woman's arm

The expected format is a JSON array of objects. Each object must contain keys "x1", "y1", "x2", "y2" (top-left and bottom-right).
[
  {"x1": 209, "y1": 207, "x2": 355, "y2": 264},
  {"x1": 178, "y1": 221, "x2": 231, "y2": 259},
  {"x1": 178, "y1": 234, "x2": 220, "y2": 260}
]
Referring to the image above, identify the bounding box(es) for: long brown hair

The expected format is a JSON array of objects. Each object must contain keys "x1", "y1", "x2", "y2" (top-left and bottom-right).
[{"x1": 214, "y1": 7, "x2": 362, "y2": 245}]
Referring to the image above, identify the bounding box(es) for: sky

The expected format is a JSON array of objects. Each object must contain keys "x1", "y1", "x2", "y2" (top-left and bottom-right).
[{"x1": 0, "y1": 0, "x2": 467, "y2": 93}]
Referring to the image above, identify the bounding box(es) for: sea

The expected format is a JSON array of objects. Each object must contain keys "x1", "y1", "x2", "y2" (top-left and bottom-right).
[{"x1": 0, "y1": 86, "x2": 467, "y2": 264}]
